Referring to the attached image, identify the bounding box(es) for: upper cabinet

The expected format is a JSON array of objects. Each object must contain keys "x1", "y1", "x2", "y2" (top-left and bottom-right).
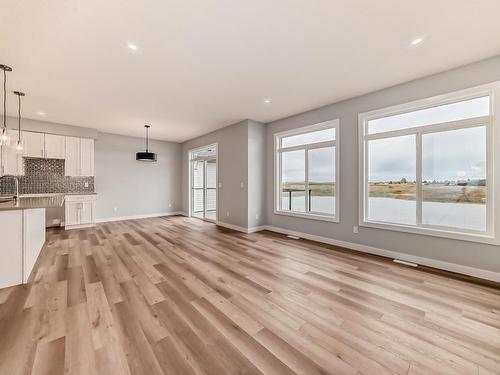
[
  {"x1": 44, "y1": 134, "x2": 65, "y2": 159},
  {"x1": 65, "y1": 137, "x2": 94, "y2": 177},
  {"x1": 0, "y1": 130, "x2": 24, "y2": 176},
  {"x1": 0, "y1": 130, "x2": 95, "y2": 177},
  {"x1": 23, "y1": 131, "x2": 45, "y2": 158},
  {"x1": 24, "y1": 131, "x2": 65, "y2": 159}
]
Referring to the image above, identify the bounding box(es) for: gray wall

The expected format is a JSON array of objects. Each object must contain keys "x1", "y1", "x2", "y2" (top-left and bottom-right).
[
  {"x1": 265, "y1": 55, "x2": 500, "y2": 273},
  {"x1": 181, "y1": 120, "x2": 249, "y2": 228},
  {"x1": 95, "y1": 132, "x2": 182, "y2": 220},
  {"x1": 7, "y1": 117, "x2": 98, "y2": 139},
  {"x1": 247, "y1": 120, "x2": 266, "y2": 228}
]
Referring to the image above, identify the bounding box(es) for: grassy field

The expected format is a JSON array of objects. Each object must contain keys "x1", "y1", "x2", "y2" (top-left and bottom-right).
[
  {"x1": 282, "y1": 182, "x2": 335, "y2": 196},
  {"x1": 282, "y1": 182, "x2": 486, "y2": 204},
  {"x1": 369, "y1": 183, "x2": 486, "y2": 204}
]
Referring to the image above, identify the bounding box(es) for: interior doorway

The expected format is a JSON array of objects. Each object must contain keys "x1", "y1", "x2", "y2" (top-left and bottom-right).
[{"x1": 189, "y1": 144, "x2": 218, "y2": 222}]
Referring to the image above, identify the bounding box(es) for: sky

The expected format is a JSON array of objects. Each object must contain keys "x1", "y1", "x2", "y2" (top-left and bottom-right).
[
  {"x1": 280, "y1": 97, "x2": 488, "y2": 184},
  {"x1": 282, "y1": 147, "x2": 335, "y2": 183},
  {"x1": 369, "y1": 126, "x2": 486, "y2": 182},
  {"x1": 281, "y1": 126, "x2": 486, "y2": 184}
]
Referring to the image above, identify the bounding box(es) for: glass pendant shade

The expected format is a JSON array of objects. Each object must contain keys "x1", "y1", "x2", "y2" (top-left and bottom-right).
[
  {"x1": 1, "y1": 64, "x2": 12, "y2": 147},
  {"x1": 0, "y1": 127, "x2": 10, "y2": 146},
  {"x1": 13, "y1": 90, "x2": 25, "y2": 153},
  {"x1": 15, "y1": 139, "x2": 24, "y2": 154}
]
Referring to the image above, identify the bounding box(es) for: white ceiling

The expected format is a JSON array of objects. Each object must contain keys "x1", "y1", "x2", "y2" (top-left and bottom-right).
[{"x1": 1, "y1": 1, "x2": 500, "y2": 142}]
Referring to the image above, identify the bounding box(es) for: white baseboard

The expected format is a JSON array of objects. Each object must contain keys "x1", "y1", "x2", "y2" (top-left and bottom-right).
[
  {"x1": 248, "y1": 225, "x2": 267, "y2": 233},
  {"x1": 259, "y1": 225, "x2": 500, "y2": 283},
  {"x1": 216, "y1": 221, "x2": 267, "y2": 234},
  {"x1": 96, "y1": 211, "x2": 184, "y2": 223},
  {"x1": 216, "y1": 221, "x2": 250, "y2": 233}
]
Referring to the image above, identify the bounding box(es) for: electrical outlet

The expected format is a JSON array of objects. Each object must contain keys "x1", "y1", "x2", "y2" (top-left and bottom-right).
[
  {"x1": 255, "y1": 213, "x2": 259, "y2": 220},
  {"x1": 168, "y1": 203, "x2": 172, "y2": 208},
  {"x1": 240, "y1": 182, "x2": 244, "y2": 189},
  {"x1": 226, "y1": 211, "x2": 230, "y2": 217},
  {"x1": 113, "y1": 207, "x2": 118, "y2": 213},
  {"x1": 353, "y1": 225, "x2": 359, "y2": 234},
  {"x1": 218, "y1": 182, "x2": 222, "y2": 188}
]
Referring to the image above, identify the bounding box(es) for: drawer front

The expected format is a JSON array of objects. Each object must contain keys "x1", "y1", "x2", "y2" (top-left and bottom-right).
[{"x1": 65, "y1": 194, "x2": 96, "y2": 202}]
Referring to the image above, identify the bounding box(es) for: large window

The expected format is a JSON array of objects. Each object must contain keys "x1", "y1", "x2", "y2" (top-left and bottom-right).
[
  {"x1": 359, "y1": 86, "x2": 494, "y2": 242},
  {"x1": 275, "y1": 120, "x2": 339, "y2": 221}
]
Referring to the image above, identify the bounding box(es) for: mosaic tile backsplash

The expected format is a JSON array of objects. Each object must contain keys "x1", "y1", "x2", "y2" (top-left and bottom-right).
[{"x1": 0, "y1": 158, "x2": 95, "y2": 195}]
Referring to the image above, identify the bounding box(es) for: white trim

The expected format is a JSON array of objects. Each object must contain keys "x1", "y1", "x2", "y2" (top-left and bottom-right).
[
  {"x1": 258, "y1": 225, "x2": 500, "y2": 283},
  {"x1": 216, "y1": 221, "x2": 250, "y2": 233},
  {"x1": 273, "y1": 209, "x2": 339, "y2": 223},
  {"x1": 96, "y1": 211, "x2": 184, "y2": 223},
  {"x1": 215, "y1": 221, "x2": 267, "y2": 234},
  {"x1": 188, "y1": 142, "x2": 219, "y2": 223},
  {"x1": 248, "y1": 225, "x2": 267, "y2": 233},
  {"x1": 274, "y1": 119, "x2": 340, "y2": 222},
  {"x1": 358, "y1": 81, "x2": 499, "y2": 244}
]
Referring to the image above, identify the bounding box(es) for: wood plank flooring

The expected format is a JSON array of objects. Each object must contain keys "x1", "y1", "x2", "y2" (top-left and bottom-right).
[{"x1": 1, "y1": 215, "x2": 500, "y2": 375}]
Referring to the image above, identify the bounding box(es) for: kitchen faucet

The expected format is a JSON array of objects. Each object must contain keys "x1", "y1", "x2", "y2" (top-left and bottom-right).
[{"x1": 0, "y1": 175, "x2": 20, "y2": 200}]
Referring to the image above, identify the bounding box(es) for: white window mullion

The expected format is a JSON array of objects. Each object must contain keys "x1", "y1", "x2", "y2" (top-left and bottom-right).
[
  {"x1": 416, "y1": 132, "x2": 423, "y2": 226},
  {"x1": 305, "y1": 147, "x2": 310, "y2": 213}
]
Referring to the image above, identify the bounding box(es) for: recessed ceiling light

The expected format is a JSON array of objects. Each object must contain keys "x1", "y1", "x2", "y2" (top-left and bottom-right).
[
  {"x1": 127, "y1": 43, "x2": 138, "y2": 51},
  {"x1": 264, "y1": 99, "x2": 272, "y2": 104},
  {"x1": 36, "y1": 111, "x2": 46, "y2": 116},
  {"x1": 411, "y1": 37, "x2": 423, "y2": 46}
]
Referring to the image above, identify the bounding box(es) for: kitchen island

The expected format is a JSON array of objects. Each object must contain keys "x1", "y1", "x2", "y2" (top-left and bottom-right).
[{"x1": 0, "y1": 195, "x2": 64, "y2": 288}]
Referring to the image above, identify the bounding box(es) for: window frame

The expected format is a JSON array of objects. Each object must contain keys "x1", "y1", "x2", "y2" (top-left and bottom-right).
[
  {"x1": 274, "y1": 119, "x2": 340, "y2": 222},
  {"x1": 358, "y1": 83, "x2": 498, "y2": 244}
]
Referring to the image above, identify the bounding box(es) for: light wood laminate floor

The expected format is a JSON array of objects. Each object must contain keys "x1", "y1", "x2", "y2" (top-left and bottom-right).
[{"x1": 1, "y1": 216, "x2": 499, "y2": 375}]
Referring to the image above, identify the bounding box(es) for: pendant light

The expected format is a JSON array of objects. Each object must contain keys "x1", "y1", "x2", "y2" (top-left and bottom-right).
[
  {"x1": 136, "y1": 124, "x2": 157, "y2": 162},
  {"x1": 13, "y1": 91, "x2": 25, "y2": 153},
  {"x1": 0, "y1": 64, "x2": 12, "y2": 146}
]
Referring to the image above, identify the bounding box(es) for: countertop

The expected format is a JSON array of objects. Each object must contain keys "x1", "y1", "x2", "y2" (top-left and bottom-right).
[
  {"x1": 21, "y1": 192, "x2": 97, "y2": 197},
  {"x1": 0, "y1": 195, "x2": 65, "y2": 211}
]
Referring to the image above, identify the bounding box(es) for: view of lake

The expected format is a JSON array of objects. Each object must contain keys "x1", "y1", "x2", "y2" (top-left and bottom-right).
[
  {"x1": 368, "y1": 197, "x2": 486, "y2": 231},
  {"x1": 281, "y1": 195, "x2": 485, "y2": 231},
  {"x1": 281, "y1": 195, "x2": 335, "y2": 214}
]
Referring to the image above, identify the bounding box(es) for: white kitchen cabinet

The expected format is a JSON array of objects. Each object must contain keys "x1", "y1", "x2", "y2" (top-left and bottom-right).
[
  {"x1": 44, "y1": 134, "x2": 65, "y2": 159},
  {"x1": 65, "y1": 194, "x2": 96, "y2": 229},
  {"x1": 65, "y1": 137, "x2": 94, "y2": 176},
  {"x1": 23, "y1": 131, "x2": 45, "y2": 158},
  {"x1": 65, "y1": 202, "x2": 80, "y2": 227},
  {"x1": 0, "y1": 130, "x2": 24, "y2": 176},
  {"x1": 23, "y1": 131, "x2": 65, "y2": 159},
  {"x1": 80, "y1": 201, "x2": 94, "y2": 224},
  {"x1": 80, "y1": 138, "x2": 94, "y2": 176},
  {"x1": 65, "y1": 136, "x2": 80, "y2": 176}
]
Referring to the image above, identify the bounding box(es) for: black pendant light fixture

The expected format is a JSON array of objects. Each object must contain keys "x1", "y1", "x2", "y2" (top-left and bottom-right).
[
  {"x1": 0, "y1": 64, "x2": 12, "y2": 146},
  {"x1": 13, "y1": 91, "x2": 25, "y2": 153},
  {"x1": 136, "y1": 124, "x2": 157, "y2": 162}
]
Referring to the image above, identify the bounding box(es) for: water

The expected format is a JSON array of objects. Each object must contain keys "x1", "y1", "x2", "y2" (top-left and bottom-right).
[
  {"x1": 281, "y1": 196, "x2": 486, "y2": 231},
  {"x1": 281, "y1": 196, "x2": 335, "y2": 214},
  {"x1": 368, "y1": 197, "x2": 486, "y2": 231}
]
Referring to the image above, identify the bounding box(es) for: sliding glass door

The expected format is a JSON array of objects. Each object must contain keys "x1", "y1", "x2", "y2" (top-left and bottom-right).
[{"x1": 190, "y1": 145, "x2": 217, "y2": 222}]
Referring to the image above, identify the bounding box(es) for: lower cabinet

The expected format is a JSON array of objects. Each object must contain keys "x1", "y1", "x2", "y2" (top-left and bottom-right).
[
  {"x1": 65, "y1": 195, "x2": 96, "y2": 229},
  {"x1": 0, "y1": 208, "x2": 45, "y2": 289}
]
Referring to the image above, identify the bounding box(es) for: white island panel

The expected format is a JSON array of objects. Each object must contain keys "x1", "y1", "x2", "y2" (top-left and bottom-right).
[
  {"x1": 23, "y1": 208, "x2": 46, "y2": 283},
  {"x1": 0, "y1": 210, "x2": 23, "y2": 289}
]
